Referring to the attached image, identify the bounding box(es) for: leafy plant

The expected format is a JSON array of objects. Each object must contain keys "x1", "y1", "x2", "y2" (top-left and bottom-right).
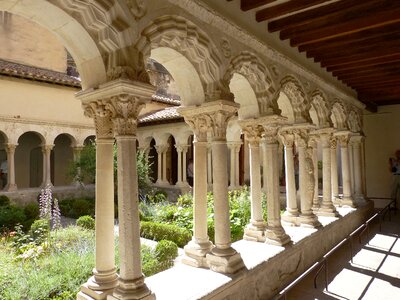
[
  {"x1": 140, "y1": 221, "x2": 191, "y2": 248},
  {"x1": 76, "y1": 215, "x2": 95, "y2": 230},
  {"x1": 0, "y1": 195, "x2": 10, "y2": 207}
]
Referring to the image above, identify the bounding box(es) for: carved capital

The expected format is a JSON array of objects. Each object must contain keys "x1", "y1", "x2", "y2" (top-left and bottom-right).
[
  {"x1": 155, "y1": 144, "x2": 168, "y2": 154},
  {"x1": 42, "y1": 144, "x2": 54, "y2": 154},
  {"x1": 329, "y1": 137, "x2": 337, "y2": 150},
  {"x1": 83, "y1": 101, "x2": 114, "y2": 139},
  {"x1": 178, "y1": 101, "x2": 239, "y2": 142},
  {"x1": 6, "y1": 143, "x2": 17, "y2": 153},
  {"x1": 337, "y1": 135, "x2": 350, "y2": 147},
  {"x1": 239, "y1": 121, "x2": 263, "y2": 145},
  {"x1": 106, "y1": 94, "x2": 146, "y2": 136}
]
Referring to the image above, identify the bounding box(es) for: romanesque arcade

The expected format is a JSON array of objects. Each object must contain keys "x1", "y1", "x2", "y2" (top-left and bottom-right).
[{"x1": 0, "y1": 1, "x2": 367, "y2": 300}]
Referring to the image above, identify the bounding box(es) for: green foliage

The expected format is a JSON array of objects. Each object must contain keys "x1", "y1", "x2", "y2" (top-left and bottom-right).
[
  {"x1": 76, "y1": 215, "x2": 95, "y2": 230},
  {"x1": 140, "y1": 221, "x2": 192, "y2": 248},
  {"x1": 0, "y1": 205, "x2": 26, "y2": 231},
  {"x1": 29, "y1": 219, "x2": 50, "y2": 244},
  {"x1": 145, "y1": 190, "x2": 168, "y2": 204},
  {"x1": 68, "y1": 141, "x2": 96, "y2": 184},
  {"x1": 176, "y1": 193, "x2": 193, "y2": 207},
  {"x1": 59, "y1": 198, "x2": 95, "y2": 219},
  {"x1": 22, "y1": 202, "x2": 39, "y2": 229},
  {"x1": 0, "y1": 195, "x2": 10, "y2": 207},
  {"x1": 0, "y1": 226, "x2": 176, "y2": 299},
  {"x1": 68, "y1": 142, "x2": 153, "y2": 192}
]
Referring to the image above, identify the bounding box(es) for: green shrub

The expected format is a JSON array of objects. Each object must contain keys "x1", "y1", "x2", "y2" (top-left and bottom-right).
[
  {"x1": 140, "y1": 221, "x2": 191, "y2": 248},
  {"x1": 76, "y1": 215, "x2": 95, "y2": 230},
  {"x1": 0, "y1": 195, "x2": 10, "y2": 207},
  {"x1": 0, "y1": 205, "x2": 26, "y2": 231},
  {"x1": 22, "y1": 202, "x2": 40, "y2": 229},
  {"x1": 177, "y1": 193, "x2": 193, "y2": 207},
  {"x1": 59, "y1": 198, "x2": 94, "y2": 219},
  {"x1": 29, "y1": 219, "x2": 50, "y2": 244},
  {"x1": 155, "y1": 240, "x2": 178, "y2": 270}
]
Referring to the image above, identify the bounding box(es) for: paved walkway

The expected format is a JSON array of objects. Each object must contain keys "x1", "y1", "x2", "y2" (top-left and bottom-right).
[{"x1": 284, "y1": 200, "x2": 400, "y2": 300}]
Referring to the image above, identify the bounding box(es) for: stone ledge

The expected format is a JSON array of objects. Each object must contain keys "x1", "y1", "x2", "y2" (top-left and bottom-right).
[{"x1": 145, "y1": 200, "x2": 374, "y2": 300}]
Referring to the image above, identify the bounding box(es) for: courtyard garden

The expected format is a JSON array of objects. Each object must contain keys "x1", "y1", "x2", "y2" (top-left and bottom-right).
[{"x1": 0, "y1": 185, "x2": 261, "y2": 300}]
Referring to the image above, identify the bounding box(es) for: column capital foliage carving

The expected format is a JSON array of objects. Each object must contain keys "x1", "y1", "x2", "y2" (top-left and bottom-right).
[
  {"x1": 239, "y1": 119, "x2": 263, "y2": 145},
  {"x1": 330, "y1": 137, "x2": 337, "y2": 149},
  {"x1": 6, "y1": 143, "x2": 17, "y2": 152},
  {"x1": 175, "y1": 144, "x2": 190, "y2": 152},
  {"x1": 78, "y1": 79, "x2": 155, "y2": 137},
  {"x1": 155, "y1": 144, "x2": 168, "y2": 153},
  {"x1": 178, "y1": 100, "x2": 239, "y2": 142}
]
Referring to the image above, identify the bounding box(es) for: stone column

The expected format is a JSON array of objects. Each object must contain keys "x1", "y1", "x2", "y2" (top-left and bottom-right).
[
  {"x1": 110, "y1": 85, "x2": 155, "y2": 300},
  {"x1": 175, "y1": 144, "x2": 183, "y2": 185},
  {"x1": 352, "y1": 134, "x2": 364, "y2": 201},
  {"x1": 349, "y1": 140, "x2": 356, "y2": 196},
  {"x1": 228, "y1": 143, "x2": 236, "y2": 189},
  {"x1": 178, "y1": 107, "x2": 213, "y2": 268},
  {"x1": 162, "y1": 150, "x2": 168, "y2": 184},
  {"x1": 295, "y1": 129, "x2": 321, "y2": 228},
  {"x1": 155, "y1": 144, "x2": 167, "y2": 185},
  {"x1": 4, "y1": 143, "x2": 17, "y2": 192},
  {"x1": 337, "y1": 133, "x2": 356, "y2": 207},
  {"x1": 207, "y1": 143, "x2": 213, "y2": 190},
  {"x1": 279, "y1": 130, "x2": 298, "y2": 225},
  {"x1": 240, "y1": 120, "x2": 266, "y2": 242},
  {"x1": 316, "y1": 130, "x2": 338, "y2": 217},
  {"x1": 182, "y1": 145, "x2": 189, "y2": 186},
  {"x1": 203, "y1": 101, "x2": 244, "y2": 274},
  {"x1": 77, "y1": 102, "x2": 118, "y2": 300},
  {"x1": 234, "y1": 143, "x2": 241, "y2": 187},
  {"x1": 330, "y1": 137, "x2": 340, "y2": 205},
  {"x1": 42, "y1": 144, "x2": 53, "y2": 187},
  {"x1": 262, "y1": 119, "x2": 291, "y2": 246},
  {"x1": 79, "y1": 79, "x2": 155, "y2": 300},
  {"x1": 308, "y1": 136, "x2": 319, "y2": 212}
]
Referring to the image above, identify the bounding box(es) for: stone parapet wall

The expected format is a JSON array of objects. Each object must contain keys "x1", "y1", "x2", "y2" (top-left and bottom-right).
[{"x1": 0, "y1": 184, "x2": 95, "y2": 206}]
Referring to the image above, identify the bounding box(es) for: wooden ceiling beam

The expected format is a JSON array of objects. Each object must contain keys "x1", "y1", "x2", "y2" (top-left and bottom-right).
[
  {"x1": 320, "y1": 52, "x2": 400, "y2": 68},
  {"x1": 307, "y1": 34, "x2": 400, "y2": 59},
  {"x1": 268, "y1": 0, "x2": 378, "y2": 33},
  {"x1": 362, "y1": 99, "x2": 400, "y2": 106},
  {"x1": 241, "y1": 0, "x2": 277, "y2": 11},
  {"x1": 288, "y1": 7, "x2": 400, "y2": 47},
  {"x1": 280, "y1": 0, "x2": 390, "y2": 40},
  {"x1": 256, "y1": 0, "x2": 331, "y2": 22},
  {"x1": 326, "y1": 54, "x2": 400, "y2": 72},
  {"x1": 351, "y1": 82, "x2": 400, "y2": 90},
  {"x1": 298, "y1": 22, "x2": 400, "y2": 53},
  {"x1": 336, "y1": 69, "x2": 400, "y2": 80},
  {"x1": 332, "y1": 63, "x2": 400, "y2": 77}
]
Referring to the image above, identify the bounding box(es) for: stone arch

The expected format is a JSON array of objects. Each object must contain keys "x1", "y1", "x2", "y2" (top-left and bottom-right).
[
  {"x1": 310, "y1": 90, "x2": 332, "y2": 128},
  {"x1": 225, "y1": 52, "x2": 279, "y2": 117},
  {"x1": 279, "y1": 76, "x2": 311, "y2": 124},
  {"x1": 136, "y1": 15, "x2": 223, "y2": 105},
  {"x1": 0, "y1": 0, "x2": 107, "y2": 89},
  {"x1": 331, "y1": 101, "x2": 348, "y2": 130},
  {"x1": 15, "y1": 131, "x2": 45, "y2": 188},
  {"x1": 52, "y1": 134, "x2": 75, "y2": 186},
  {"x1": 347, "y1": 110, "x2": 362, "y2": 133},
  {"x1": 0, "y1": 131, "x2": 9, "y2": 145}
]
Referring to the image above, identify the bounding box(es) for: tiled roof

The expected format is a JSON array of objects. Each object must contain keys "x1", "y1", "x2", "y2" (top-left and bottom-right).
[
  {"x1": 151, "y1": 94, "x2": 181, "y2": 106},
  {"x1": 0, "y1": 59, "x2": 81, "y2": 87},
  {"x1": 139, "y1": 107, "x2": 183, "y2": 124}
]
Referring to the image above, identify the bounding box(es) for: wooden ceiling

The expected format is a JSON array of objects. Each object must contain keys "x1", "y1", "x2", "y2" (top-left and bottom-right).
[{"x1": 234, "y1": 0, "x2": 400, "y2": 112}]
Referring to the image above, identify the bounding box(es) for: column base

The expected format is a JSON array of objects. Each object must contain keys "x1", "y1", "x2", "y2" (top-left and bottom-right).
[
  {"x1": 78, "y1": 283, "x2": 114, "y2": 300},
  {"x1": 4, "y1": 183, "x2": 17, "y2": 192},
  {"x1": 341, "y1": 196, "x2": 357, "y2": 208},
  {"x1": 332, "y1": 196, "x2": 340, "y2": 206},
  {"x1": 206, "y1": 247, "x2": 245, "y2": 274},
  {"x1": 265, "y1": 226, "x2": 291, "y2": 246},
  {"x1": 298, "y1": 213, "x2": 321, "y2": 228},
  {"x1": 182, "y1": 239, "x2": 213, "y2": 268},
  {"x1": 243, "y1": 222, "x2": 266, "y2": 242},
  {"x1": 315, "y1": 204, "x2": 339, "y2": 217},
  {"x1": 109, "y1": 277, "x2": 154, "y2": 300},
  {"x1": 281, "y1": 210, "x2": 299, "y2": 226}
]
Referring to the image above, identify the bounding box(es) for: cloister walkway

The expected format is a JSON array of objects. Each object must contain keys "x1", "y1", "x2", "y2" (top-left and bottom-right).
[{"x1": 285, "y1": 199, "x2": 400, "y2": 300}]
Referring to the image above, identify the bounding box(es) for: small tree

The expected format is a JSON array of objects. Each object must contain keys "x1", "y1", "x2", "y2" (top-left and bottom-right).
[{"x1": 69, "y1": 141, "x2": 152, "y2": 191}]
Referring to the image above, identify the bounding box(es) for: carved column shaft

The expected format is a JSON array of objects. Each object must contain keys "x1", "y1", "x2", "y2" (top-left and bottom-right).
[
  {"x1": 281, "y1": 132, "x2": 298, "y2": 223},
  {"x1": 330, "y1": 138, "x2": 339, "y2": 204},
  {"x1": 318, "y1": 132, "x2": 337, "y2": 217},
  {"x1": 352, "y1": 135, "x2": 364, "y2": 199},
  {"x1": 339, "y1": 134, "x2": 356, "y2": 207},
  {"x1": 42, "y1": 145, "x2": 53, "y2": 187},
  {"x1": 240, "y1": 122, "x2": 265, "y2": 242},
  {"x1": 262, "y1": 128, "x2": 291, "y2": 246}
]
